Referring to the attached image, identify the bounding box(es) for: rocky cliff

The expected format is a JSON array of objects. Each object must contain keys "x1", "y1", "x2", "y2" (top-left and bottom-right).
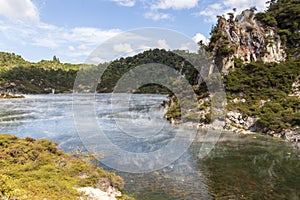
[
  {"x1": 165, "y1": 6, "x2": 299, "y2": 147},
  {"x1": 209, "y1": 8, "x2": 286, "y2": 74}
]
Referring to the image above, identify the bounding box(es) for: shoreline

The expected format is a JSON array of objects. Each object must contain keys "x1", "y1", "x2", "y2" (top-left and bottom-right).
[
  {"x1": 0, "y1": 133, "x2": 134, "y2": 200},
  {"x1": 171, "y1": 120, "x2": 300, "y2": 149},
  {"x1": 0, "y1": 92, "x2": 25, "y2": 98}
]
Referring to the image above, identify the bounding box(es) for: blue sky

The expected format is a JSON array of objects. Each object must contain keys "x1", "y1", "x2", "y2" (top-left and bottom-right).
[{"x1": 0, "y1": 0, "x2": 268, "y2": 63}]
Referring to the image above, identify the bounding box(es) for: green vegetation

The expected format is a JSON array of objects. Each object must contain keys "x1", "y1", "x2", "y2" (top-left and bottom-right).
[
  {"x1": 0, "y1": 52, "x2": 80, "y2": 94},
  {"x1": 208, "y1": 25, "x2": 236, "y2": 59},
  {"x1": 225, "y1": 59, "x2": 300, "y2": 132},
  {"x1": 0, "y1": 66, "x2": 78, "y2": 94},
  {"x1": 255, "y1": 0, "x2": 300, "y2": 57},
  {"x1": 0, "y1": 0, "x2": 299, "y2": 136},
  {"x1": 165, "y1": 55, "x2": 300, "y2": 134},
  {"x1": 97, "y1": 49, "x2": 200, "y2": 93},
  {"x1": 0, "y1": 134, "x2": 133, "y2": 200},
  {"x1": 0, "y1": 49, "x2": 201, "y2": 94},
  {"x1": 165, "y1": 0, "x2": 300, "y2": 134},
  {"x1": 198, "y1": 134, "x2": 300, "y2": 199}
]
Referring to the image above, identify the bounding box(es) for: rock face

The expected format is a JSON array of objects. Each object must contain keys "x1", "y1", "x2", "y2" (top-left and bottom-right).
[
  {"x1": 77, "y1": 175, "x2": 123, "y2": 200},
  {"x1": 78, "y1": 186, "x2": 122, "y2": 200},
  {"x1": 224, "y1": 111, "x2": 258, "y2": 133},
  {"x1": 210, "y1": 9, "x2": 286, "y2": 74},
  {"x1": 289, "y1": 76, "x2": 300, "y2": 98}
]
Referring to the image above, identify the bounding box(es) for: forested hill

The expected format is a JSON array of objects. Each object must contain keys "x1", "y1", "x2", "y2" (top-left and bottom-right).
[
  {"x1": 0, "y1": 49, "x2": 202, "y2": 94},
  {"x1": 0, "y1": 52, "x2": 80, "y2": 94},
  {"x1": 97, "y1": 49, "x2": 202, "y2": 93}
]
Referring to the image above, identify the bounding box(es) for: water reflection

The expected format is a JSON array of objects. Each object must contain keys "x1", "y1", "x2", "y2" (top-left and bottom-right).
[
  {"x1": 0, "y1": 95, "x2": 299, "y2": 199},
  {"x1": 197, "y1": 134, "x2": 300, "y2": 200}
]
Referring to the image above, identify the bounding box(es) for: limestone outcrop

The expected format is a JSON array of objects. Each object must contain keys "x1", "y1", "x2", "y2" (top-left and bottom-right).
[{"x1": 209, "y1": 8, "x2": 286, "y2": 74}]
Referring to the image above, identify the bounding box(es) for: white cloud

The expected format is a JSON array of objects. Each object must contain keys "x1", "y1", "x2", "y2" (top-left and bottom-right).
[
  {"x1": 151, "y1": 0, "x2": 198, "y2": 10},
  {"x1": 112, "y1": 0, "x2": 136, "y2": 7},
  {"x1": 33, "y1": 38, "x2": 60, "y2": 48},
  {"x1": 138, "y1": 45, "x2": 152, "y2": 51},
  {"x1": 196, "y1": 0, "x2": 269, "y2": 23},
  {"x1": 143, "y1": 0, "x2": 198, "y2": 21},
  {"x1": 113, "y1": 43, "x2": 133, "y2": 53},
  {"x1": 65, "y1": 27, "x2": 120, "y2": 45},
  {"x1": 78, "y1": 44, "x2": 88, "y2": 50},
  {"x1": 157, "y1": 39, "x2": 169, "y2": 49},
  {"x1": 0, "y1": 18, "x2": 122, "y2": 61},
  {"x1": 29, "y1": 26, "x2": 121, "y2": 51},
  {"x1": 179, "y1": 42, "x2": 198, "y2": 53},
  {"x1": 0, "y1": 0, "x2": 128, "y2": 63},
  {"x1": 67, "y1": 50, "x2": 91, "y2": 57},
  {"x1": 144, "y1": 11, "x2": 171, "y2": 20},
  {"x1": 193, "y1": 33, "x2": 209, "y2": 45},
  {"x1": 68, "y1": 46, "x2": 75, "y2": 52},
  {"x1": 86, "y1": 56, "x2": 108, "y2": 65},
  {"x1": 210, "y1": 3, "x2": 222, "y2": 10},
  {"x1": 223, "y1": 0, "x2": 267, "y2": 11},
  {"x1": 0, "y1": 0, "x2": 39, "y2": 23},
  {"x1": 195, "y1": 3, "x2": 226, "y2": 22}
]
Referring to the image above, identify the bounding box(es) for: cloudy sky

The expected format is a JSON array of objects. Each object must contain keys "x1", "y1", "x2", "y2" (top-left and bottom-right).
[{"x1": 0, "y1": 0, "x2": 268, "y2": 63}]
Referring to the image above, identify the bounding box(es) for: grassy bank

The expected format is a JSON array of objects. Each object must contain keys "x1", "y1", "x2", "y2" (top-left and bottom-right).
[{"x1": 0, "y1": 134, "x2": 134, "y2": 200}]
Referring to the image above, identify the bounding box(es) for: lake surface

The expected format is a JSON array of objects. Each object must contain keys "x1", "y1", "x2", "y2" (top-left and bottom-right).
[{"x1": 0, "y1": 94, "x2": 299, "y2": 199}]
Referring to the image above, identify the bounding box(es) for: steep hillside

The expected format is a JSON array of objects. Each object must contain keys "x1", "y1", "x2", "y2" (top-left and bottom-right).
[
  {"x1": 208, "y1": 8, "x2": 285, "y2": 74},
  {"x1": 166, "y1": 1, "x2": 300, "y2": 144},
  {"x1": 208, "y1": 0, "x2": 300, "y2": 74},
  {"x1": 256, "y1": 0, "x2": 300, "y2": 57}
]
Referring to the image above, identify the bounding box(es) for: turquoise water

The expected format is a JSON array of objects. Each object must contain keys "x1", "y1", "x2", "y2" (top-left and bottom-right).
[{"x1": 0, "y1": 94, "x2": 299, "y2": 199}]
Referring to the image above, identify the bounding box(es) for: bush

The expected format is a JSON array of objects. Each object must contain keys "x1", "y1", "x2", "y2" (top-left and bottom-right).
[{"x1": 0, "y1": 134, "x2": 132, "y2": 199}]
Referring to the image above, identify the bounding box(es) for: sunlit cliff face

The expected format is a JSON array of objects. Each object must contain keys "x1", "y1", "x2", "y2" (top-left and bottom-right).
[{"x1": 210, "y1": 9, "x2": 286, "y2": 74}]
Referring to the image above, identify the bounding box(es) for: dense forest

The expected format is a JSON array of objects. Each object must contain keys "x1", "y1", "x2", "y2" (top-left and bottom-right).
[
  {"x1": 0, "y1": 53, "x2": 80, "y2": 94},
  {"x1": 97, "y1": 49, "x2": 202, "y2": 93},
  {"x1": 0, "y1": 50, "x2": 201, "y2": 94}
]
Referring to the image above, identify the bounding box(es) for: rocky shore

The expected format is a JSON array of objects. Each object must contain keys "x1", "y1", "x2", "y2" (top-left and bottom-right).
[
  {"x1": 172, "y1": 115, "x2": 300, "y2": 149},
  {"x1": 163, "y1": 7, "x2": 299, "y2": 150},
  {"x1": 0, "y1": 92, "x2": 24, "y2": 98},
  {"x1": 164, "y1": 96, "x2": 299, "y2": 149},
  {"x1": 77, "y1": 186, "x2": 122, "y2": 200}
]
